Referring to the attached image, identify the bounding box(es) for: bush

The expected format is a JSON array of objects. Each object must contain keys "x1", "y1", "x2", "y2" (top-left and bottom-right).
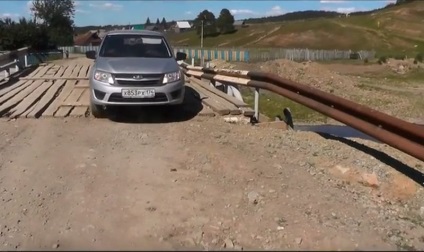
[
  {"x1": 377, "y1": 56, "x2": 387, "y2": 65},
  {"x1": 364, "y1": 58, "x2": 369, "y2": 64},
  {"x1": 413, "y1": 59, "x2": 418, "y2": 64},
  {"x1": 393, "y1": 55, "x2": 407, "y2": 60},
  {"x1": 349, "y1": 52, "x2": 360, "y2": 60},
  {"x1": 415, "y1": 53, "x2": 423, "y2": 63}
]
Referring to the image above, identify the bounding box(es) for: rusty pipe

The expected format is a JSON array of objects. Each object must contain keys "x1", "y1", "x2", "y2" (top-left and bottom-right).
[
  {"x1": 246, "y1": 80, "x2": 424, "y2": 162},
  {"x1": 183, "y1": 63, "x2": 424, "y2": 144},
  {"x1": 247, "y1": 71, "x2": 424, "y2": 145}
]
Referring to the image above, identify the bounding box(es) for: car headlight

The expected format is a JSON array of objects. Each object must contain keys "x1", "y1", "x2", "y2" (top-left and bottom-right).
[
  {"x1": 163, "y1": 71, "x2": 181, "y2": 84},
  {"x1": 94, "y1": 70, "x2": 114, "y2": 84}
]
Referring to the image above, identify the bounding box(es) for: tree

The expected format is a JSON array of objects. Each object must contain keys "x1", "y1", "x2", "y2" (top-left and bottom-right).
[
  {"x1": 30, "y1": 0, "x2": 75, "y2": 46},
  {"x1": 194, "y1": 10, "x2": 217, "y2": 37},
  {"x1": 161, "y1": 17, "x2": 167, "y2": 29},
  {"x1": 216, "y1": 8, "x2": 235, "y2": 34},
  {"x1": 0, "y1": 17, "x2": 49, "y2": 50},
  {"x1": 156, "y1": 18, "x2": 160, "y2": 25},
  {"x1": 145, "y1": 17, "x2": 151, "y2": 25},
  {"x1": 31, "y1": 0, "x2": 74, "y2": 25}
]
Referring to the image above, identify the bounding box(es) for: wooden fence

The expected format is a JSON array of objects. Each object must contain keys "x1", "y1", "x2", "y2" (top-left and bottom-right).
[{"x1": 58, "y1": 45, "x2": 375, "y2": 62}]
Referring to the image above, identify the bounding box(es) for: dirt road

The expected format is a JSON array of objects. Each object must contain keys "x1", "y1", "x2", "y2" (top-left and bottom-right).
[{"x1": 1, "y1": 111, "x2": 423, "y2": 250}]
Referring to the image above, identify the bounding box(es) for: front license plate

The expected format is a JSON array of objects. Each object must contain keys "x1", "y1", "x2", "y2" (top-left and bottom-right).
[{"x1": 121, "y1": 89, "x2": 155, "y2": 98}]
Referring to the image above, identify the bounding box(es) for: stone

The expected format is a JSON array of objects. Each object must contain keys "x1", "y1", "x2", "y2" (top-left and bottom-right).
[
  {"x1": 295, "y1": 237, "x2": 303, "y2": 245},
  {"x1": 360, "y1": 172, "x2": 379, "y2": 188},
  {"x1": 224, "y1": 238, "x2": 234, "y2": 248},
  {"x1": 247, "y1": 191, "x2": 260, "y2": 205}
]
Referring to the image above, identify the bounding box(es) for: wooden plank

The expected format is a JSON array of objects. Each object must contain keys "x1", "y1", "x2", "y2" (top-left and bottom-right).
[
  {"x1": 54, "y1": 87, "x2": 85, "y2": 117},
  {"x1": 32, "y1": 65, "x2": 53, "y2": 78},
  {"x1": 186, "y1": 82, "x2": 241, "y2": 115},
  {"x1": 78, "y1": 88, "x2": 90, "y2": 104},
  {"x1": 78, "y1": 65, "x2": 89, "y2": 78},
  {"x1": 242, "y1": 108, "x2": 255, "y2": 117},
  {"x1": 62, "y1": 65, "x2": 76, "y2": 78},
  {"x1": 62, "y1": 88, "x2": 89, "y2": 107},
  {"x1": 27, "y1": 80, "x2": 67, "y2": 118},
  {"x1": 25, "y1": 65, "x2": 49, "y2": 78},
  {"x1": 189, "y1": 77, "x2": 250, "y2": 108},
  {"x1": 53, "y1": 66, "x2": 66, "y2": 78},
  {"x1": 197, "y1": 106, "x2": 216, "y2": 117},
  {"x1": 9, "y1": 81, "x2": 54, "y2": 118},
  {"x1": 75, "y1": 79, "x2": 89, "y2": 88},
  {"x1": 186, "y1": 83, "x2": 230, "y2": 115},
  {"x1": 19, "y1": 77, "x2": 88, "y2": 81},
  {"x1": 0, "y1": 80, "x2": 43, "y2": 115},
  {"x1": 0, "y1": 80, "x2": 30, "y2": 98},
  {"x1": 69, "y1": 106, "x2": 88, "y2": 117},
  {"x1": 87, "y1": 64, "x2": 93, "y2": 77},
  {"x1": 21, "y1": 101, "x2": 38, "y2": 117},
  {"x1": 0, "y1": 81, "x2": 33, "y2": 104},
  {"x1": 41, "y1": 80, "x2": 76, "y2": 117},
  {"x1": 71, "y1": 65, "x2": 82, "y2": 78}
]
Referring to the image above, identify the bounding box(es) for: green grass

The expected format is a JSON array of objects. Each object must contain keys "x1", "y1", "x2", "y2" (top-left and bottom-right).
[
  {"x1": 240, "y1": 88, "x2": 327, "y2": 123},
  {"x1": 168, "y1": 1, "x2": 424, "y2": 56}
]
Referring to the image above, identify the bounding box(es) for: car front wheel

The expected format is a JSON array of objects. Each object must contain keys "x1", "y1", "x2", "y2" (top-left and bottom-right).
[{"x1": 90, "y1": 100, "x2": 106, "y2": 118}]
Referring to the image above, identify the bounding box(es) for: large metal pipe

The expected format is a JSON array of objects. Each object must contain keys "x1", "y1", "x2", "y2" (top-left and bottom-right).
[
  {"x1": 247, "y1": 71, "x2": 424, "y2": 145},
  {"x1": 183, "y1": 63, "x2": 424, "y2": 145},
  {"x1": 247, "y1": 80, "x2": 424, "y2": 162},
  {"x1": 181, "y1": 63, "x2": 424, "y2": 161}
]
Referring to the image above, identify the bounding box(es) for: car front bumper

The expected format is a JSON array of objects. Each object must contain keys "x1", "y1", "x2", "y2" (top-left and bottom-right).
[{"x1": 90, "y1": 78, "x2": 185, "y2": 106}]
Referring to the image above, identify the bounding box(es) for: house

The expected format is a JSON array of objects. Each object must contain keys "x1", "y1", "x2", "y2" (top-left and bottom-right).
[
  {"x1": 74, "y1": 30, "x2": 104, "y2": 46},
  {"x1": 131, "y1": 24, "x2": 145, "y2": 30},
  {"x1": 173, "y1": 21, "x2": 191, "y2": 33},
  {"x1": 234, "y1": 20, "x2": 247, "y2": 28}
]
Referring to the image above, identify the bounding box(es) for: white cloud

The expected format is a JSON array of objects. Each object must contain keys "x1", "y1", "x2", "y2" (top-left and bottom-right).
[
  {"x1": 76, "y1": 9, "x2": 90, "y2": 14},
  {"x1": 321, "y1": 6, "x2": 358, "y2": 13},
  {"x1": 320, "y1": 0, "x2": 346, "y2": 3},
  {"x1": 26, "y1": 1, "x2": 34, "y2": 14},
  {"x1": 266, "y1": 6, "x2": 285, "y2": 17},
  {"x1": 230, "y1": 9, "x2": 255, "y2": 16},
  {"x1": 89, "y1": 2, "x2": 122, "y2": 11},
  {"x1": 336, "y1": 7, "x2": 356, "y2": 13},
  {"x1": 1, "y1": 13, "x2": 20, "y2": 19}
]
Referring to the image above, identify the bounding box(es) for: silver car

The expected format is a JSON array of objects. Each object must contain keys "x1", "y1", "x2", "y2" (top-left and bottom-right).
[{"x1": 85, "y1": 30, "x2": 187, "y2": 118}]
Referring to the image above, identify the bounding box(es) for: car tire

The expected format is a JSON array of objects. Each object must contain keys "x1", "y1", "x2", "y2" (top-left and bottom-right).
[{"x1": 90, "y1": 100, "x2": 106, "y2": 118}]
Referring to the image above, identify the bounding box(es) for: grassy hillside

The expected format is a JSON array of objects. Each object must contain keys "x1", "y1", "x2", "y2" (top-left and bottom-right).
[{"x1": 167, "y1": 1, "x2": 424, "y2": 56}]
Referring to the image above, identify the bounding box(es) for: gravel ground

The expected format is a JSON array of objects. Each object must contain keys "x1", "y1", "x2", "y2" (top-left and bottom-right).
[{"x1": 0, "y1": 114, "x2": 423, "y2": 250}]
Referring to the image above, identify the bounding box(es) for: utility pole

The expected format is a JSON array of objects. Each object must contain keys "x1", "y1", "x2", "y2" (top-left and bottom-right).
[{"x1": 200, "y1": 19, "x2": 204, "y2": 67}]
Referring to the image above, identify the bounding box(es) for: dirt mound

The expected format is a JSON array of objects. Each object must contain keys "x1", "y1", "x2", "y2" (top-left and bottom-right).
[
  {"x1": 208, "y1": 59, "x2": 236, "y2": 69},
  {"x1": 385, "y1": 58, "x2": 420, "y2": 74}
]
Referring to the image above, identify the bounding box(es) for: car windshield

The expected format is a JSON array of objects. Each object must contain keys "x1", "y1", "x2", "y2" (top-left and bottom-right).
[{"x1": 98, "y1": 34, "x2": 172, "y2": 58}]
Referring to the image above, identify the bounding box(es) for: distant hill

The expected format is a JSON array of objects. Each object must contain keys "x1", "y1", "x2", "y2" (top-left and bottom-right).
[{"x1": 165, "y1": 0, "x2": 424, "y2": 55}]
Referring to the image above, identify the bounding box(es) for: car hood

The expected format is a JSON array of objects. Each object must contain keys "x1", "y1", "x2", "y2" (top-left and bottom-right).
[{"x1": 94, "y1": 57, "x2": 180, "y2": 74}]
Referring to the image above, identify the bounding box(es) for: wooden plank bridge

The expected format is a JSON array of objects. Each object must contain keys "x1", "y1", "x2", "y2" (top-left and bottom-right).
[{"x1": 0, "y1": 63, "x2": 255, "y2": 119}]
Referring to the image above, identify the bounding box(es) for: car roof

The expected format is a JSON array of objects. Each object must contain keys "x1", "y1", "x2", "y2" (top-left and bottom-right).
[{"x1": 105, "y1": 30, "x2": 164, "y2": 37}]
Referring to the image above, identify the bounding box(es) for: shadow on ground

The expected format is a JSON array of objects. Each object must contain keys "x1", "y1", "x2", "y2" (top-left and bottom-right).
[
  {"x1": 105, "y1": 86, "x2": 204, "y2": 124},
  {"x1": 317, "y1": 132, "x2": 424, "y2": 187},
  {"x1": 0, "y1": 65, "x2": 39, "y2": 89},
  {"x1": 295, "y1": 124, "x2": 378, "y2": 142}
]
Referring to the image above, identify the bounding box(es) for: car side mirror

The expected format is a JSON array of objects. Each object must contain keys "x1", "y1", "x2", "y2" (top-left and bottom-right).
[
  {"x1": 175, "y1": 52, "x2": 187, "y2": 61},
  {"x1": 86, "y1": 50, "x2": 96, "y2": 59}
]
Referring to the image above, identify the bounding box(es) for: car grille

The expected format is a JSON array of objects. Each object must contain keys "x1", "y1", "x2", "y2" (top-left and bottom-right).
[
  {"x1": 113, "y1": 73, "x2": 164, "y2": 87},
  {"x1": 108, "y1": 93, "x2": 168, "y2": 103},
  {"x1": 115, "y1": 80, "x2": 161, "y2": 86}
]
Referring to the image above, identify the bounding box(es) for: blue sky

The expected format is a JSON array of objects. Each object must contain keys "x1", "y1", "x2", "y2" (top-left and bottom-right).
[{"x1": 0, "y1": 0, "x2": 396, "y2": 26}]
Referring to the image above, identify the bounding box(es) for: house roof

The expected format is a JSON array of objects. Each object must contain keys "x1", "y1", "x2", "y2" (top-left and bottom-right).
[
  {"x1": 73, "y1": 31, "x2": 101, "y2": 46},
  {"x1": 176, "y1": 21, "x2": 191, "y2": 29}
]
